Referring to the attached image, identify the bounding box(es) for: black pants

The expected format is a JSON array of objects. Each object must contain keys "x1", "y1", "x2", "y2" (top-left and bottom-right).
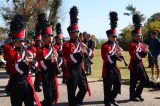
[
  {"x1": 103, "y1": 74, "x2": 121, "y2": 105},
  {"x1": 41, "y1": 71, "x2": 56, "y2": 106},
  {"x1": 103, "y1": 63, "x2": 121, "y2": 105},
  {"x1": 67, "y1": 63, "x2": 88, "y2": 106},
  {"x1": 130, "y1": 64, "x2": 147, "y2": 98},
  {"x1": 10, "y1": 75, "x2": 34, "y2": 106},
  {"x1": 61, "y1": 63, "x2": 66, "y2": 83},
  {"x1": 34, "y1": 71, "x2": 41, "y2": 90}
]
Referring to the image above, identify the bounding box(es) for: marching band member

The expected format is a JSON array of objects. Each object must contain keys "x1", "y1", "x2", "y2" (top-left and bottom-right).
[
  {"x1": 8, "y1": 14, "x2": 41, "y2": 106},
  {"x1": 33, "y1": 33, "x2": 42, "y2": 92},
  {"x1": 54, "y1": 23, "x2": 66, "y2": 83},
  {"x1": 101, "y1": 11, "x2": 123, "y2": 106},
  {"x1": 33, "y1": 14, "x2": 43, "y2": 92},
  {"x1": 63, "y1": 6, "x2": 91, "y2": 106},
  {"x1": 3, "y1": 33, "x2": 13, "y2": 96},
  {"x1": 36, "y1": 13, "x2": 59, "y2": 106},
  {"x1": 128, "y1": 14, "x2": 149, "y2": 102}
]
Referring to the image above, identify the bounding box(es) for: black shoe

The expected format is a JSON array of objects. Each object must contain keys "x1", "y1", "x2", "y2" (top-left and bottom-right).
[
  {"x1": 41, "y1": 100, "x2": 51, "y2": 106},
  {"x1": 89, "y1": 60, "x2": 93, "y2": 64},
  {"x1": 40, "y1": 101, "x2": 44, "y2": 106},
  {"x1": 86, "y1": 72, "x2": 89, "y2": 76},
  {"x1": 57, "y1": 70, "x2": 61, "y2": 75},
  {"x1": 62, "y1": 80, "x2": 67, "y2": 84},
  {"x1": 5, "y1": 91, "x2": 10, "y2": 96},
  {"x1": 112, "y1": 101, "x2": 119, "y2": 106},
  {"x1": 105, "y1": 103, "x2": 111, "y2": 106},
  {"x1": 5, "y1": 87, "x2": 10, "y2": 96},
  {"x1": 138, "y1": 96, "x2": 144, "y2": 102},
  {"x1": 35, "y1": 87, "x2": 42, "y2": 92},
  {"x1": 111, "y1": 100, "x2": 119, "y2": 106},
  {"x1": 76, "y1": 101, "x2": 82, "y2": 105},
  {"x1": 88, "y1": 72, "x2": 92, "y2": 76},
  {"x1": 130, "y1": 97, "x2": 139, "y2": 102}
]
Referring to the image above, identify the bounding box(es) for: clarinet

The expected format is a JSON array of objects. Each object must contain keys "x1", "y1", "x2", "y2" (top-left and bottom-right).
[{"x1": 115, "y1": 41, "x2": 128, "y2": 66}]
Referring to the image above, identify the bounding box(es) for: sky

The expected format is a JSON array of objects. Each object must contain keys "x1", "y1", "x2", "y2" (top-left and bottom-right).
[
  {"x1": 0, "y1": 0, "x2": 160, "y2": 39},
  {"x1": 60, "y1": 0, "x2": 160, "y2": 39}
]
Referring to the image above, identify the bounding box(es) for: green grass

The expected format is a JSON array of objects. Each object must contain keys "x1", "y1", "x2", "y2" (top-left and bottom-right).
[{"x1": 88, "y1": 49, "x2": 152, "y2": 84}]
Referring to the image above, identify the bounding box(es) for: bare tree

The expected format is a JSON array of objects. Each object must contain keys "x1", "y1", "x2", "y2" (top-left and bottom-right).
[
  {"x1": 48, "y1": 0, "x2": 62, "y2": 30},
  {"x1": 1, "y1": 0, "x2": 63, "y2": 32}
]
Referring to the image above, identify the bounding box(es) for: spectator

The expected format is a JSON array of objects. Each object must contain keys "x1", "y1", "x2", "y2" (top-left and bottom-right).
[
  {"x1": 91, "y1": 35, "x2": 96, "y2": 51},
  {"x1": 83, "y1": 31, "x2": 87, "y2": 43},
  {"x1": 79, "y1": 32, "x2": 84, "y2": 42},
  {"x1": 84, "y1": 33, "x2": 94, "y2": 75},
  {"x1": 148, "y1": 30, "x2": 160, "y2": 81}
]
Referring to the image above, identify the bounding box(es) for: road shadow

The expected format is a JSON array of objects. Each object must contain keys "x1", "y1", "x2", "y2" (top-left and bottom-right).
[
  {"x1": 117, "y1": 99, "x2": 130, "y2": 103},
  {"x1": 58, "y1": 78, "x2": 130, "y2": 86},
  {"x1": 0, "y1": 71, "x2": 9, "y2": 79},
  {"x1": 0, "y1": 89, "x2": 6, "y2": 94},
  {"x1": 0, "y1": 94, "x2": 9, "y2": 97},
  {"x1": 0, "y1": 88, "x2": 8, "y2": 97},
  {"x1": 0, "y1": 85, "x2": 6, "y2": 94},
  {"x1": 51, "y1": 101, "x2": 104, "y2": 106},
  {"x1": 54, "y1": 102, "x2": 68, "y2": 106},
  {"x1": 58, "y1": 80, "x2": 103, "y2": 86},
  {"x1": 119, "y1": 67, "x2": 129, "y2": 69},
  {"x1": 146, "y1": 81, "x2": 160, "y2": 91},
  {"x1": 82, "y1": 101, "x2": 104, "y2": 105},
  {"x1": 88, "y1": 80, "x2": 102, "y2": 83},
  {"x1": 0, "y1": 85, "x2": 6, "y2": 89},
  {"x1": 121, "y1": 79, "x2": 130, "y2": 85},
  {"x1": 154, "y1": 97, "x2": 160, "y2": 99},
  {"x1": 148, "y1": 88, "x2": 160, "y2": 92}
]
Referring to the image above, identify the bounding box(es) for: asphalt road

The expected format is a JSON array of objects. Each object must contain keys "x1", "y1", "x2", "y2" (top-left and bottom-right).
[{"x1": 0, "y1": 70, "x2": 160, "y2": 106}]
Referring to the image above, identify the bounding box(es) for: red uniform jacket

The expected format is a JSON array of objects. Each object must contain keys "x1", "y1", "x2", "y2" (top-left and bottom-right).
[
  {"x1": 3, "y1": 43, "x2": 13, "y2": 61},
  {"x1": 63, "y1": 39, "x2": 91, "y2": 96},
  {"x1": 36, "y1": 45, "x2": 59, "y2": 103},
  {"x1": 54, "y1": 43, "x2": 64, "y2": 67},
  {"x1": 63, "y1": 39, "x2": 84, "y2": 76},
  {"x1": 54, "y1": 43, "x2": 62, "y2": 52},
  {"x1": 29, "y1": 45, "x2": 37, "y2": 57},
  {"x1": 128, "y1": 41, "x2": 147, "y2": 71},
  {"x1": 28, "y1": 45, "x2": 40, "y2": 69},
  {"x1": 3, "y1": 43, "x2": 13, "y2": 72},
  {"x1": 101, "y1": 41, "x2": 121, "y2": 78},
  {"x1": 36, "y1": 45, "x2": 58, "y2": 70},
  {"x1": 8, "y1": 48, "x2": 41, "y2": 106}
]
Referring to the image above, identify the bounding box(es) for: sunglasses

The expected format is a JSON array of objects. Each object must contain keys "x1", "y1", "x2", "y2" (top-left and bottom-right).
[
  {"x1": 134, "y1": 34, "x2": 141, "y2": 37},
  {"x1": 112, "y1": 36, "x2": 117, "y2": 38},
  {"x1": 152, "y1": 32, "x2": 158, "y2": 35}
]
